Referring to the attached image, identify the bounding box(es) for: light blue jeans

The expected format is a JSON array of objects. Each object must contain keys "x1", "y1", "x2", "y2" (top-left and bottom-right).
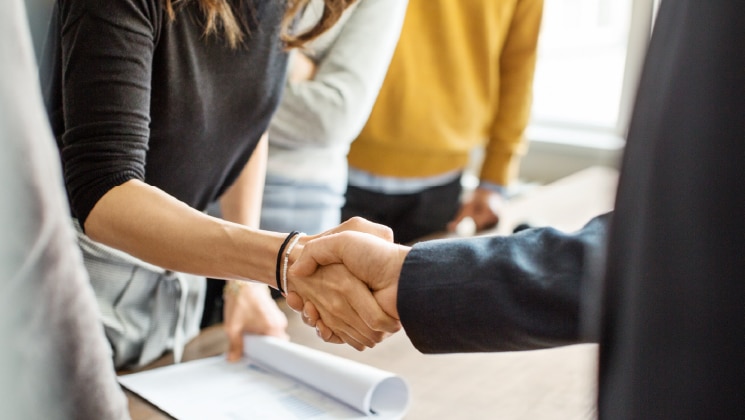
[{"x1": 260, "y1": 173, "x2": 345, "y2": 235}]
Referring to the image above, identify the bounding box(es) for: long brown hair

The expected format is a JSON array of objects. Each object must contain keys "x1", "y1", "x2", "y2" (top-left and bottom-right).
[{"x1": 164, "y1": 0, "x2": 357, "y2": 49}]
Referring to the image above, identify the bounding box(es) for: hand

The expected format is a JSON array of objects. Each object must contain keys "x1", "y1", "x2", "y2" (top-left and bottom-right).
[
  {"x1": 224, "y1": 282, "x2": 289, "y2": 362},
  {"x1": 286, "y1": 230, "x2": 410, "y2": 348},
  {"x1": 284, "y1": 217, "x2": 398, "y2": 349},
  {"x1": 447, "y1": 187, "x2": 504, "y2": 233},
  {"x1": 293, "y1": 217, "x2": 398, "y2": 319},
  {"x1": 310, "y1": 216, "x2": 395, "y2": 243},
  {"x1": 288, "y1": 52, "x2": 317, "y2": 83}
]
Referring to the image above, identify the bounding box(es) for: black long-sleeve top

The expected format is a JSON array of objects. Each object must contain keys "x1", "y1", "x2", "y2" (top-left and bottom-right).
[{"x1": 40, "y1": 0, "x2": 289, "y2": 226}]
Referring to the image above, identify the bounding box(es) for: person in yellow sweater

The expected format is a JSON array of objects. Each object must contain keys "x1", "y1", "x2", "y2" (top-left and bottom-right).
[{"x1": 343, "y1": 0, "x2": 544, "y2": 244}]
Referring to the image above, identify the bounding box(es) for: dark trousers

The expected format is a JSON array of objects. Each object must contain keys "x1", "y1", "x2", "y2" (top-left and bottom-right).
[
  {"x1": 342, "y1": 176, "x2": 462, "y2": 244},
  {"x1": 201, "y1": 279, "x2": 225, "y2": 329}
]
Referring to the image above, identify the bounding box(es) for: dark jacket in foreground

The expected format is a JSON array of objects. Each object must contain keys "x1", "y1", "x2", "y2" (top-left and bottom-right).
[{"x1": 398, "y1": 0, "x2": 744, "y2": 418}]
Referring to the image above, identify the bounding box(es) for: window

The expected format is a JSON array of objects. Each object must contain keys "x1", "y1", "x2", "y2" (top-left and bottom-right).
[{"x1": 528, "y1": 0, "x2": 656, "y2": 143}]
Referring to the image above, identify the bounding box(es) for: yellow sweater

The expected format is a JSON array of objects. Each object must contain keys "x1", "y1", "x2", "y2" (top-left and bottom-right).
[{"x1": 347, "y1": 0, "x2": 543, "y2": 186}]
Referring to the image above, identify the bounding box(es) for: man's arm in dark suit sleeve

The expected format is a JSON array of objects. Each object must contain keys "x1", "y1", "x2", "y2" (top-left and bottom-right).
[{"x1": 397, "y1": 213, "x2": 610, "y2": 354}]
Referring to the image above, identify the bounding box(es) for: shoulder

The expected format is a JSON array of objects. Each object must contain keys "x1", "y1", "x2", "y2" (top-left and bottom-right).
[
  {"x1": 353, "y1": 0, "x2": 408, "y2": 14},
  {"x1": 58, "y1": 0, "x2": 163, "y2": 35},
  {"x1": 341, "y1": 0, "x2": 408, "y2": 27}
]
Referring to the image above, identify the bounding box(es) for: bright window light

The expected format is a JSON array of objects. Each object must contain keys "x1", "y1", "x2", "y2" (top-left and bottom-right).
[{"x1": 530, "y1": 0, "x2": 653, "y2": 137}]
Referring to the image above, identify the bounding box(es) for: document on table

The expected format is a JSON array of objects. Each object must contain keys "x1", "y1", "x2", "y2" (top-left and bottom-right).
[{"x1": 118, "y1": 335, "x2": 410, "y2": 419}]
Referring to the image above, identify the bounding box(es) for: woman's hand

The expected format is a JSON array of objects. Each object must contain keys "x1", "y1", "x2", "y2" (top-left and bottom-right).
[{"x1": 224, "y1": 282, "x2": 289, "y2": 362}]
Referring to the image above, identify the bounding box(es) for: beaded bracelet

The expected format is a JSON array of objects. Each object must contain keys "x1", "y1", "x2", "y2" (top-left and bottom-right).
[{"x1": 282, "y1": 232, "x2": 305, "y2": 296}]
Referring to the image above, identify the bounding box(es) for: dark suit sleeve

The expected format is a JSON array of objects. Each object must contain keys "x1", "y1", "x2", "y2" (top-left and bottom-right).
[{"x1": 397, "y1": 213, "x2": 609, "y2": 353}]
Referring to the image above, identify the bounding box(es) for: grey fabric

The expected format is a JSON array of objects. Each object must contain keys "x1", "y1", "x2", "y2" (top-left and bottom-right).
[
  {"x1": 23, "y1": 0, "x2": 54, "y2": 61},
  {"x1": 75, "y1": 222, "x2": 206, "y2": 369},
  {"x1": 0, "y1": 0, "x2": 129, "y2": 418}
]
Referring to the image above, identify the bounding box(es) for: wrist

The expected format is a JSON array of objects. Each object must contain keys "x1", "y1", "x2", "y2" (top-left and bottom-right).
[
  {"x1": 380, "y1": 244, "x2": 409, "y2": 319},
  {"x1": 392, "y1": 244, "x2": 410, "y2": 287},
  {"x1": 276, "y1": 231, "x2": 305, "y2": 295}
]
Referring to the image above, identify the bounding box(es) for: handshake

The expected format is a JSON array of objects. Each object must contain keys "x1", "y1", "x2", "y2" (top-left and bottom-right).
[{"x1": 284, "y1": 217, "x2": 411, "y2": 351}]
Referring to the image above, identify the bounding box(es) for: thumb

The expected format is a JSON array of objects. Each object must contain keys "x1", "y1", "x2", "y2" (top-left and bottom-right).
[
  {"x1": 447, "y1": 212, "x2": 466, "y2": 232},
  {"x1": 289, "y1": 234, "x2": 346, "y2": 277},
  {"x1": 225, "y1": 324, "x2": 244, "y2": 362},
  {"x1": 284, "y1": 291, "x2": 304, "y2": 313}
]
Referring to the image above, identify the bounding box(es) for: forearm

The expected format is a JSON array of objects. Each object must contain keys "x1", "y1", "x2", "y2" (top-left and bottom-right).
[
  {"x1": 84, "y1": 179, "x2": 285, "y2": 286},
  {"x1": 220, "y1": 135, "x2": 275, "y2": 293},
  {"x1": 482, "y1": 0, "x2": 544, "y2": 185},
  {"x1": 399, "y1": 213, "x2": 609, "y2": 353},
  {"x1": 221, "y1": 134, "x2": 267, "y2": 227},
  {"x1": 220, "y1": 134, "x2": 276, "y2": 298},
  {"x1": 268, "y1": 0, "x2": 406, "y2": 149}
]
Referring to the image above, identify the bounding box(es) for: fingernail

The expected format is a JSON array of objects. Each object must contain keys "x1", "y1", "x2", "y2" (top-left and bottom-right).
[{"x1": 315, "y1": 326, "x2": 322, "y2": 338}]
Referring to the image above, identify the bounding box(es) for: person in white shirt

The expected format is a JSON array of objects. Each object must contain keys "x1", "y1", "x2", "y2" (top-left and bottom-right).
[
  {"x1": 260, "y1": 0, "x2": 408, "y2": 235},
  {"x1": 0, "y1": 0, "x2": 128, "y2": 417}
]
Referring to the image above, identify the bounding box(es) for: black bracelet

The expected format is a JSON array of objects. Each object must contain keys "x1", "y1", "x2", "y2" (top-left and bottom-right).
[{"x1": 276, "y1": 231, "x2": 299, "y2": 294}]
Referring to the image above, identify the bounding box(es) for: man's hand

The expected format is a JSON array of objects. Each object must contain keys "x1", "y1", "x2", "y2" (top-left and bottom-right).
[
  {"x1": 224, "y1": 282, "x2": 289, "y2": 362},
  {"x1": 447, "y1": 187, "x2": 505, "y2": 233},
  {"x1": 286, "y1": 230, "x2": 410, "y2": 348},
  {"x1": 311, "y1": 216, "x2": 395, "y2": 243}
]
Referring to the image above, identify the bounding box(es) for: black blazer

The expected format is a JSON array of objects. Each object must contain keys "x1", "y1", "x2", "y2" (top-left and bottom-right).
[{"x1": 398, "y1": 0, "x2": 744, "y2": 418}]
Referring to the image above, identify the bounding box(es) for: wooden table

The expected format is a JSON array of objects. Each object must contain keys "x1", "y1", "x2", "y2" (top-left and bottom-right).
[{"x1": 125, "y1": 166, "x2": 619, "y2": 420}]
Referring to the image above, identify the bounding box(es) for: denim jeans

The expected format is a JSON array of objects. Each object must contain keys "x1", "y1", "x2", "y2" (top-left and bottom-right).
[
  {"x1": 260, "y1": 173, "x2": 345, "y2": 235},
  {"x1": 343, "y1": 175, "x2": 462, "y2": 244}
]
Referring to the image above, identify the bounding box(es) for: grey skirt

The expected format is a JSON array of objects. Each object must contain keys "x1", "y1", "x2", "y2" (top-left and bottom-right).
[{"x1": 74, "y1": 221, "x2": 206, "y2": 369}]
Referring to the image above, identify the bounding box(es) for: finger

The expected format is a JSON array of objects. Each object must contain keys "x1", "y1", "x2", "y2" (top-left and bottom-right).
[
  {"x1": 447, "y1": 212, "x2": 466, "y2": 231},
  {"x1": 318, "y1": 310, "x2": 378, "y2": 348},
  {"x1": 300, "y1": 311, "x2": 312, "y2": 327},
  {"x1": 472, "y1": 210, "x2": 499, "y2": 231},
  {"x1": 284, "y1": 292, "x2": 304, "y2": 313},
  {"x1": 300, "y1": 304, "x2": 317, "y2": 328},
  {"x1": 346, "y1": 216, "x2": 394, "y2": 242},
  {"x1": 448, "y1": 203, "x2": 475, "y2": 231},
  {"x1": 303, "y1": 300, "x2": 320, "y2": 326},
  {"x1": 314, "y1": 316, "x2": 363, "y2": 349},
  {"x1": 225, "y1": 324, "x2": 243, "y2": 362},
  {"x1": 317, "y1": 261, "x2": 400, "y2": 333},
  {"x1": 305, "y1": 288, "x2": 379, "y2": 348},
  {"x1": 316, "y1": 320, "x2": 343, "y2": 344},
  {"x1": 343, "y1": 285, "x2": 401, "y2": 334},
  {"x1": 451, "y1": 216, "x2": 477, "y2": 237},
  {"x1": 317, "y1": 263, "x2": 396, "y2": 344},
  {"x1": 474, "y1": 217, "x2": 498, "y2": 231},
  {"x1": 324, "y1": 216, "x2": 394, "y2": 242},
  {"x1": 311, "y1": 297, "x2": 382, "y2": 348},
  {"x1": 334, "y1": 330, "x2": 365, "y2": 350}
]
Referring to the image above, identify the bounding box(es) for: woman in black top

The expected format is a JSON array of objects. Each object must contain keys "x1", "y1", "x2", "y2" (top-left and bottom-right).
[{"x1": 41, "y1": 0, "x2": 398, "y2": 368}]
